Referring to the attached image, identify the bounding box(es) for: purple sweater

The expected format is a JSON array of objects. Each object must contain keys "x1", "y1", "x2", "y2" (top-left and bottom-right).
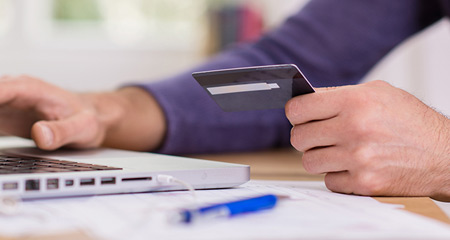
[{"x1": 138, "y1": 0, "x2": 444, "y2": 154}]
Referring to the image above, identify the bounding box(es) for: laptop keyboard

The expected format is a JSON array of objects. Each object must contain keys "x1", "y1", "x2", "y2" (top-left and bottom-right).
[{"x1": 0, "y1": 154, "x2": 122, "y2": 174}]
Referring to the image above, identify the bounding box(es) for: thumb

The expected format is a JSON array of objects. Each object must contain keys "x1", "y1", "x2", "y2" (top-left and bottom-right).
[
  {"x1": 31, "y1": 112, "x2": 101, "y2": 150},
  {"x1": 31, "y1": 122, "x2": 55, "y2": 150}
]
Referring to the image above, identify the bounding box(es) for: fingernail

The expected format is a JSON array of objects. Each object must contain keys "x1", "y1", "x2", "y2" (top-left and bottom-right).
[{"x1": 40, "y1": 124, "x2": 54, "y2": 147}]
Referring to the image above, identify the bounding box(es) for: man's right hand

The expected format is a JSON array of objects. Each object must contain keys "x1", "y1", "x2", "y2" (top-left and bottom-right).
[{"x1": 0, "y1": 75, "x2": 166, "y2": 151}]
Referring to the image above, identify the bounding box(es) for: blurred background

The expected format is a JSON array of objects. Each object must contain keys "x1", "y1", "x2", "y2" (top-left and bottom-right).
[{"x1": 0, "y1": 0, "x2": 449, "y2": 115}]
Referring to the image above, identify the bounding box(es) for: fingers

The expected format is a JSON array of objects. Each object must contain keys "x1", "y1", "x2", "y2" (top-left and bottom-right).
[
  {"x1": 0, "y1": 76, "x2": 103, "y2": 150},
  {"x1": 31, "y1": 111, "x2": 102, "y2": 150},
  {"x1": 0, "y1": 76, "x2": 48, "y2": 106},
  {"x1": 285, "y1": 86, "x2": 346, "y2": 125},
  {"x1": 302, "y1": 146, "x2": 349, "y2": 174},
  {"x1": 324, "y1": 171, "x2": 354, "y2": 194},
  {"x1": 0, "y1": 76, "x2": 19, "y2": 104},
  {"x1": 31, "y1": 123, "x2": 54, "y2": 149},
  {"x1": 290, "y1": 116, "x2": 343, "y2": 152}
]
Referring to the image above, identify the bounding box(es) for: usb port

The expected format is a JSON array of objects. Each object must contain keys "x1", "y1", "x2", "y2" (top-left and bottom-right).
[
  {"x1": 65, "y1": 179, "x2": 74, "y2": 187},
  {"x1": 101, "y1": 177, "x2": 116, "y2": 185},
  {"x1": 25, "y1": 179, "x2": 40, "y2": 191},
  {"x1": 3, "y1": 182, "x2": 18, "y2": 190},
  {"x1": 80, "y1": 178, "x2": 95, "y2": 186},
  {"x1": 47, "y1": 179, "x2": 59, "y2": 190}
]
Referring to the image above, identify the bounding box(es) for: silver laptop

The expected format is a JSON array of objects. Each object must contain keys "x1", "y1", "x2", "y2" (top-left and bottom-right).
[{"x1": 0, "y1": 147, "x2": 249, "y2": 199}]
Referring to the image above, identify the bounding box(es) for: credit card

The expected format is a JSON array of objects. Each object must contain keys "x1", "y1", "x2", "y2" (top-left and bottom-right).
[{"x1": 192, "y1": 64, "x2": 315, "y2": 112}]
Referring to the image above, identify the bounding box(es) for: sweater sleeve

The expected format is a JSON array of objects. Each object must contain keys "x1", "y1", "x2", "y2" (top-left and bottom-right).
[{"x1": 136, "y1": 0, "x2": 442, "y2": 155}]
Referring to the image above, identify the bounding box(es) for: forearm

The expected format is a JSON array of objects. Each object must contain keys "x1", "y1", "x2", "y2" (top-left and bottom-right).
[{"x1": 81, "y1": 87, "x2": 166, "y2": 152}]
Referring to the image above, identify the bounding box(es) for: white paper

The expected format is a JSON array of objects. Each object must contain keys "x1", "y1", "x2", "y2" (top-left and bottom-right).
[{"x1": 0, "y1": 180, "x2": 449, "y2": 240}]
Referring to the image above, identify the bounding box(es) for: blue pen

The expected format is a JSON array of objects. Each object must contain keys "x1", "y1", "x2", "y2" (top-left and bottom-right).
[{"x1": 177, "y1": 194, "x2": 279, "y2": 224}]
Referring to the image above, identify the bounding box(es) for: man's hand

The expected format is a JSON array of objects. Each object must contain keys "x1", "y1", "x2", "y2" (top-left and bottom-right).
[
  {"x1": 286, "y1": 80, "x2": 450, "y2": 201},
  {"x1": 0, "y1": 76, "x2": 166, "y2": 151}
]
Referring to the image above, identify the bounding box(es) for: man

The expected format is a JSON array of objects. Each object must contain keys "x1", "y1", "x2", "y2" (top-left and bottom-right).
[{"x1": 0, "y1": 0, "x2": 448, "y2": 200}]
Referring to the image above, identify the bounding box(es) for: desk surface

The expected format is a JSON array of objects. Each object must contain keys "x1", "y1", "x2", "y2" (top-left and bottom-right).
[
  {"x1": 192, "y1": 148, "x2": 450, "y2": 225},
  {"x1": 0, "y1": 146, "x2": 449, "y2": 240}
]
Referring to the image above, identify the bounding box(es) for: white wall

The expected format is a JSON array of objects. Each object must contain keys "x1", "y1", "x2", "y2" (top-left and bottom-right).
[
  {"x1": 364, "y1": 19, "x2": 450, "y2": 116},
  {"x1": 0, "y1": 0, "x2": 208, "y2": 91},
  {"x1": 0, "y1": 0, "x2": 309, "y2": 92},
  {"x1": 0, "y1": 46, "x2": 204, "y2": 91}
]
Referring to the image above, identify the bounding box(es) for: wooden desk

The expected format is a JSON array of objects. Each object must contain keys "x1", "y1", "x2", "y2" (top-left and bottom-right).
[{"x1": 192, "y1": 148, "x2": 450, "y2": 225}]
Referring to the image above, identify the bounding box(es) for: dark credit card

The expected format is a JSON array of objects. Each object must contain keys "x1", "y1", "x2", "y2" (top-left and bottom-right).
[{"x1": 192, "y1": 64, "x2": 315, "y2": 112}]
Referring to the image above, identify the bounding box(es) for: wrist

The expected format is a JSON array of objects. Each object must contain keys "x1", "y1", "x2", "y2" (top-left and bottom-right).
[{"x1": 430, "y1": 115, "x2": 450, "y2": 201}]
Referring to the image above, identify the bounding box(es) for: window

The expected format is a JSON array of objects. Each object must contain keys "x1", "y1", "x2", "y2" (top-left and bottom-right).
[
  {"x1": 23, "y1": 0, "x2": 209, "y2": 51},
  {"x1": 2, "y1": 0, "x2": 308, "y2": 52}
]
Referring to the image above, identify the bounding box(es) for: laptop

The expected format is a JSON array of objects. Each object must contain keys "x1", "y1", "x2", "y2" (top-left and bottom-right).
[{"x1": 0, "y1": 146, "x2": 249, "y2": 199}]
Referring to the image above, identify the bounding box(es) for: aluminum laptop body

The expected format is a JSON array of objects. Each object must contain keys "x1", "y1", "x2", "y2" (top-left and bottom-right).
[{"x1": 0, "y1": 147, "x2": 250, "y2": 199}]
